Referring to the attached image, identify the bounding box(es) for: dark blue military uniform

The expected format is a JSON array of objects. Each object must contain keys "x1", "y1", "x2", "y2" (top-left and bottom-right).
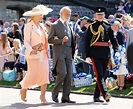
[{"x1": 85, "y1": 7, "x2": 119, "y2": 102}]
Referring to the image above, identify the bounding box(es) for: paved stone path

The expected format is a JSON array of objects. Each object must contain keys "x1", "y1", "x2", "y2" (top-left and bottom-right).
[{"x1": 0, "y1": 87, "x2": 133, "y2": 109}]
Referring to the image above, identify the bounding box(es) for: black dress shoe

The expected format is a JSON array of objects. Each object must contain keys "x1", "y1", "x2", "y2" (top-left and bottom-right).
[
  {"x1": 105, "y1": 93, "x2": 111, "y2": 101},
  {"x1": 52, "y1": 94, "x2": 59, "y2": 103},
  {"x1": 61, "y1": 100, "x2": 76, "y2": 103},
  {"x1": 94, "y1": 98, "x2": 104, "y2": 102},
  {"x1": 106, "y1": 99, "x2": 110, "y2": 102}
]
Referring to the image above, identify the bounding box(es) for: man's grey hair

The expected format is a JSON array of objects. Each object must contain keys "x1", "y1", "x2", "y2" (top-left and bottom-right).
[
  {"x1": 4, "y1": 22, "x2": 10, "y2": 26},
  {"x1": 59, "y1": 6, "x2": 71, "y2": 16}
]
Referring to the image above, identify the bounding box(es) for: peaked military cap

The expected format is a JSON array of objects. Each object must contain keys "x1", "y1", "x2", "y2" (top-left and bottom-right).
[
  {"x1": 80, "y1": 16, "x2": 94, "y2": 23},
  {"x1": 80, "y1": 16, "x2": 89, "y2": 20},
  {"x1": 94, "y1": 6, "x2": 107, "y2": 14}
]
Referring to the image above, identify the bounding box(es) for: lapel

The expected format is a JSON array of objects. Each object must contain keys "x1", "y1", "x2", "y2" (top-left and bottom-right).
[
  {"x1": 40, "y1": 23, "x2": 48, "y2": 39},
  {"x1": 30, "y1": 21, "x2": 48, "y2": 56},
  {"x1": 39, "y1": 23, "x2": 48, "y2": 55},
  {"x1": 68, "y1": 23, "x2": 74, "y2": 35},
  {"x1": 56, "y1": 20, "x2": 66, "y2": 36},
  {"x1": 30, "y1": 21, "x2": 42, "y2": 37},
  {"x1": 56, "y1": 20, "x2": 74, "y2": 41}
]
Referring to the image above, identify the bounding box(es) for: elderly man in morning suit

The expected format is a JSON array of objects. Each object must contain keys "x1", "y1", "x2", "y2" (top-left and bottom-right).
[{"x1": 48, "y1": 6, "x2": 75, "y2": 103}]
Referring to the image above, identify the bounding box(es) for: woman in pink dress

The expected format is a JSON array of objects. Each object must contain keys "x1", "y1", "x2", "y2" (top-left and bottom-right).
[
  {"x1": 20, "y1": 5, "x2": 52, "y2": 104},
  {"x1": 0, "y1": 32, "x2": 12, "y2": 71}
]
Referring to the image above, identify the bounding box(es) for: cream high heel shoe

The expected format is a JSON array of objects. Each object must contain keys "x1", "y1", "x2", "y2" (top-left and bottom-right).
[
  {"x1": 40, "y1": 95, "x2": 47, "y2": 104},
  {"x1": 20, "y1": 89, "x2": 27, "y2": 102}
]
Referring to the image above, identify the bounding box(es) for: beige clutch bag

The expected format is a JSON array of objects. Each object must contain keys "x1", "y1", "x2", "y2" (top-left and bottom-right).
[{"x1": 32, "y1": 43, "x2": 44, "y2": 52}]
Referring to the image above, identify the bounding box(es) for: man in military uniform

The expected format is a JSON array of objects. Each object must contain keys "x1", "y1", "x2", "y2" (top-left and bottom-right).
[
  {"x1": 85, "y1": 7, "x2": 119, "y2": 102},
  {"x1": 127, "y1": 42, "x2": 133, "y2": 72}
]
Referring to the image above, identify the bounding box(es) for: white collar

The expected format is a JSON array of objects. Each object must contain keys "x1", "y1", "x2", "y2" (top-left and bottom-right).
[{"x1": 59, "y1": 17, "x2": 65, "y2": 24}]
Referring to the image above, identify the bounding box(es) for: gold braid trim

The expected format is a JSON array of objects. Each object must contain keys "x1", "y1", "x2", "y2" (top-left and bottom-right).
[{"x1": 90, "y1": 25, "x2": 104, "y2": 46}]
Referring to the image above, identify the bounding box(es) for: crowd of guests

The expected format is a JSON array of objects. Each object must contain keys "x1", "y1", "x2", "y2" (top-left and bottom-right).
[
  {"x1": 0, "y1": 16, "x2": 53, "y2": 81},
  {"x1": 72, "y1": 7, "x2": 133, "y2": 91},
  {"x1": 0, "y1": 3, "x2": 133, "y2": 104},
  {"x1": 115, "y1": 0, "x2": 133, "y2": 14}
]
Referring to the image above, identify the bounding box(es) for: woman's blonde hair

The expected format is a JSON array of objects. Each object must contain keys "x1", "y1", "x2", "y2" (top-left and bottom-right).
[
  {"x1": 112, "y1": 21, "x2": 121, "y2": 29},
  {"x1": 13, "y1": 39, "x2": 22, "y2": 50},
  {"x1": 27, "y1": 17, "x2": 32, "y2": 23}
]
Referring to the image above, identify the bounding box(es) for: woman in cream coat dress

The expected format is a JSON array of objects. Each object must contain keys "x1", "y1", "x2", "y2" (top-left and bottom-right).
[{"x1": 20, "y1": 5, "x2": 52, "y2": 104}]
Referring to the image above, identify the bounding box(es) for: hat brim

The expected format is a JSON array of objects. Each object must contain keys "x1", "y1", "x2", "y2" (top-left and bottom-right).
[
  {"x1": 95, "y1": 12, "x2": 105, "y2": 14},
  {"x1": 23, "y1": 11, "x2": 43, "y2": 16},
  {"x1": 80, "y1": 18, "x2": 84, "y2": 20},
  {"x1": 23, "y1": 7, "x2": 53, "y2": 16},
  {"x1": 80, "y1": 16, "x2": 89, "y2": 21}
]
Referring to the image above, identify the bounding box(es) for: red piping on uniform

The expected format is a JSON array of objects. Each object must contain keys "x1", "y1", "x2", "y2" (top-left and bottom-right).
[{"x1": 91, "y1": 58, "x2": 104, "y2": 97}]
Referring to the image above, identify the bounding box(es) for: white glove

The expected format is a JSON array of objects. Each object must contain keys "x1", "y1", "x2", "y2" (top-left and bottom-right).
[{"x1": 85, "y1": 57, "x2": 92, "y2": 63}]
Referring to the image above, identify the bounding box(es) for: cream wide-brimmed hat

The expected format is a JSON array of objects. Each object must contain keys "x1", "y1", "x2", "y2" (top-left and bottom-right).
[{"x1": 23, "y1": 4, "x2": 53, "y2": 16}]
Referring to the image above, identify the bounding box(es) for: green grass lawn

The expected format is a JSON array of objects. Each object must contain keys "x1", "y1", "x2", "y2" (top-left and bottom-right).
[
  {"x1": 0, "y1": 80, "x2": 20, "y2": 87},
  {"x1": 0, "y1": 80, "x2": 133, "y2": 98}
]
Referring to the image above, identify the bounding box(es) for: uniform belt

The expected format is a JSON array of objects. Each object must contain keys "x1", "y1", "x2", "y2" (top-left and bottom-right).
[{"x1": 93, "y1": 42, "x2": 109, "y2": 46}]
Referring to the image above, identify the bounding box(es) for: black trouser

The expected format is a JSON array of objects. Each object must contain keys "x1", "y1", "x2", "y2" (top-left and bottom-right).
[
  {"x1": 4, "y1": 61, "x2": 15, "y2": 70},
  {"x1": 91, "y1": 58, "x2": 109, "y2": 99},
  {"x1": 15, "y1": 62, "x2": 27, "y2": 73}
]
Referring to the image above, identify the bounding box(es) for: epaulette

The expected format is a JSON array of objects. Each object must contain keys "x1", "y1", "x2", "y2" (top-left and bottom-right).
[
  {"x1": 103, "y1": 20, "x2": 110, "y2": 26},
  {"x1": 90, "y1": 21, "x2": 96, "y2": 25},
  {"x1": 88, "y1": 21, "x2": 96, "y2": 28}
]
